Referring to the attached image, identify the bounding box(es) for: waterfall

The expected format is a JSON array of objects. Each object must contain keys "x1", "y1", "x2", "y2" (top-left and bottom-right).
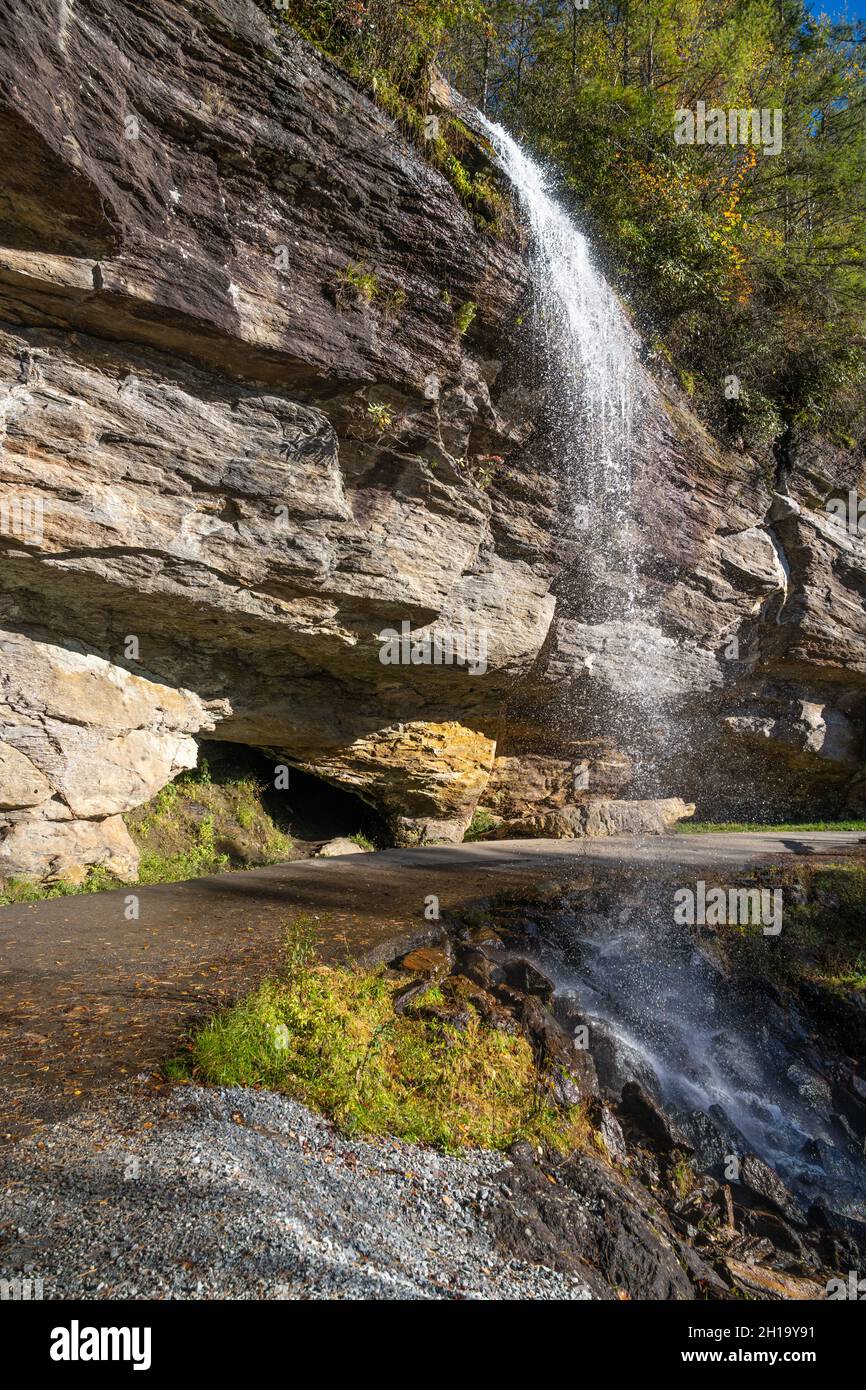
[
  {"x1": 481, "y1": 118, "x2": 676, "y2": 795},
  {"x1": 481, "y1": 119, "x2": 645, "y2": 589},
  {"x1": 478, "y1": 125, "x2": 866, "y2": 1231}
]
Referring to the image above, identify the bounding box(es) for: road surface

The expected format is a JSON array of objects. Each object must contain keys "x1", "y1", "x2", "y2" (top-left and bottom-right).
[{"x1": 1, "y1": 831, "x2": 863, "y2": 1140}]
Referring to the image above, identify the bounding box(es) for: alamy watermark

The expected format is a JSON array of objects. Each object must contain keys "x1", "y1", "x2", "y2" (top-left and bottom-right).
[
  {"x1": 674, "y1": 101, "x2": 782, "y2": 156},
  {"x1": 378, "y1": 620, "x2": 488, "y2": 675},
  {"x1": 50, "y1": 1321, "x2": 152, "y2": 1370},
  {"x1": 0, "y1": 1275, "x2": 44, "y2": 1300},
  {"x1": 826, "y1": 1270, "x2": 866, "y2": 1299},
  {"x1": 826, "y1": 490, "x2": 866, "y2": 535},
  {"x1": 0, "y1": 494, "x2": 44, "y2": 544},
  {"x1": 674, "y1": 880, "x2": 782, "y2": 934}
]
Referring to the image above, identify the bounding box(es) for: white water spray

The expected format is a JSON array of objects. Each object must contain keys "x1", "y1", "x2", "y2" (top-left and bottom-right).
[
  {"x1": 481, "y1": 118, "x2": 648, "y2": 609},
  {"x1": 481, "y1": 118, "x2": 679, "y2": 790}
]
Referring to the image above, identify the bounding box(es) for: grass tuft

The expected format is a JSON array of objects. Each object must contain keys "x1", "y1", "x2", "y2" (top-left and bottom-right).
[
  {"x1": 169, "y1": 919, "x2": 586, "y2": 1154},
  {"x1": 463, "y1": 808, "x2": 499, "y2": 842}
]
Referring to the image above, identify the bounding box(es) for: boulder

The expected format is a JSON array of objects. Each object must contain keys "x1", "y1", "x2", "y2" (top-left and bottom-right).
[
  {"x1": 317, "y1": 838, "x2": 368, "y2": 858},
  {"x1": 732, "y1": 1153, "x2": 808, "y2": 1229},
  {"x1": 398, "y1": 944, "x2": 453, "y2": 978},
  {"x1": 488, "y1": 1150, "x2": 707, "y2": 1300},
  {"x1": 521, "y1": 995, "x2": 599, "y2": 1105},
  {"x1": 620, "y1": 1081, "x2": 694, "y2": 1153}
]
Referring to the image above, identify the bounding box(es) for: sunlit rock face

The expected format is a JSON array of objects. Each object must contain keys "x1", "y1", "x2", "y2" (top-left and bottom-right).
[{"x1": 0, "y1": 0, "x2": 863, "y2": 881}]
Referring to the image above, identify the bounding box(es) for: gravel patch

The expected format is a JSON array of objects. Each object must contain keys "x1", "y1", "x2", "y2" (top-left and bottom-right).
[{"x1": 0, "y1": 1082, "x2": 595, "y2": 1300}]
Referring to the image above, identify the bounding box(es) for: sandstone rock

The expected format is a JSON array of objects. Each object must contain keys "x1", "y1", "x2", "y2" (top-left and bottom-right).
[
  {"x1": 317, "y1": 837, "x2": 367, "y2": 858},
  {"x1": 722, "y1": 1258, "x2": 826, "y2": 1301},
  {"x1": 0, "y1": 0, "x2": 864, "y2": 883},
  {"x1": 399, "y1": 944, "x2": 452, "y2": 978},
  {"x1": 0, "y1": 630, "x2": 213, "y2": 878},
  {"x1": 0, "y1": 741, "x2": 52, "y2": 809},
  {"x1": 0, "y1": 814, "x2": 138, "y2": 884},
  {"x1": 0, "y1": 0, "x2": 544, "y2": 874},
  {"x1": 492, "y1": 797, "x2": 694, "y2": 840}
]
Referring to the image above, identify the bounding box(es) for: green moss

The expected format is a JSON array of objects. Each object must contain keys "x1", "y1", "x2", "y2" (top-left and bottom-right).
[
  {"x1": 365, "y1": 400, "x2": 395, "y2": 432},
  {"x1": 445, "y1": 153, "x2": 473, "y2": 200},
  {"x1": 0, "y1": 754, "x2": 295, "y2": 905},
  {"x1": 453, "y1": 299, "x2": 477, "y2": 337},
  {"x1": 0, "y1": 865, "x2": 118, "y2": 906},
  {"x1": 716, "y1": 863, "x2": 866, "y2": 999},
  {"x1": 334, "y1": 262, "x2": 380, "y2": 305},
  {"x1": 170, "y1": 919, "x2": 586, "y2": 1154},
  {"x1": 348, "y1": 831, "x2": 376, "y2": 851},
  {"x1": 381, "y1": 285, "x2": 407, "y2": 319}
]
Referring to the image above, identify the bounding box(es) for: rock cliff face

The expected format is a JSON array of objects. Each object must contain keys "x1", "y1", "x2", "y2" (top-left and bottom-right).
[{"x1": 0, "y1": 0, "x2": 864, "y2": 882}]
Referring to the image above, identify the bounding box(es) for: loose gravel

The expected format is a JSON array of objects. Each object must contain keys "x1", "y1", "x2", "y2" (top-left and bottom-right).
[{"x1": 0, "y1": 1081, "x2": 594, "y2": 1300}]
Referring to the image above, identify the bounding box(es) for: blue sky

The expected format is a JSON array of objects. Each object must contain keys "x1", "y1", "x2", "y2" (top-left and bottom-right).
[{"x1": 808, "y1": 3, "x2": 865, "y2": 20}]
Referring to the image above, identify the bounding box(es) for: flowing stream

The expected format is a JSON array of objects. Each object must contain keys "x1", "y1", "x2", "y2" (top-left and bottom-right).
[{"x1": 529, "y1": 911, "x2": 866, "y2": 1221}]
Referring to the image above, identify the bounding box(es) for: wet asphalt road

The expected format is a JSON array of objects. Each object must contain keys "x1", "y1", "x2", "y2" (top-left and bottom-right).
[{"x1": 1, "y1": 831, "x2": 863, "y2": 1141}]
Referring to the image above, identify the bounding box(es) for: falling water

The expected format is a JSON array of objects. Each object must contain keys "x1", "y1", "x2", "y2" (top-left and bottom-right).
[
  {"x1": 527, "y1": 908, "x2": 866, "y2": 1222},
  {"x1": 481, "y1": 118, "x2": 648, "y2": 614},
  {"x1": 481, "y1": 118, "x2": 677, "y2": 793},
  {"x1": 479, "y1": 125, "x2": 866, "y2": 1228}
]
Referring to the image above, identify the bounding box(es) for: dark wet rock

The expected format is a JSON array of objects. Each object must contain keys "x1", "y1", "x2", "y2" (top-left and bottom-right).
[
  {"x1": 463, "y1": 924, "x2": 504, "y2": 949},
  {"x1": 673, "y1": 1105, "x2": 749, "y2": 1179},
  {"x1": 503, "y1": 957, "x2": 555, "y2": 1003},
  {"x1": 733, "y1": 1153, "x2": 808, "y2": 1229},
  {"x1": 799, "y1": 983, "x2": 866, "y2": 1057},
  {"x1": 620, "y1": 1082, "x2": 694, "y2": 1154},
  {"x1": 411, "y1": 1000, "x2": 473, "y2": 1031},
  {"x1": 800, "y1": 1136, "x2": 861, "y2": 1186},
  {"x1": 444, "y1": 978, "x2": 517, "y2": 1034},
  {"x1": 831, "y1": 1078, "x2": 866, "y2": 1141},
  {"x1": 736, "y1": 1206, "x2": 812, "y2": 1261},
  {"x1": 587, "y1": 1021, "x2": 662, "y2": 1101},
  {"x1": 446, "y1": 976, "x2": 519, "y2": 1034},
  {"x1": 392, "y1": 977, "x2": 434, "y2": 1016},
  {"x1": 488, "y1": 1150, "x2": 714, "y2": 1300},
  {"x1": 786, "y1": 1061, "x2": 833, "y2": 1110},
  {"x1": 705, "y1": 1032, "x2": 757, "y2": 1090},
  {"x1": 521, "y1": 996, "x2": 599, "y2": 1105},
  {"x1": 507, "y1": 1139, "x2": 537, "y2": 1168},
  {"x1": 593, "y1": 1102, "x2": 628, "y2": 1166},
  {"x1": 627, "y1": 1145, "x2": 664, "y2": 1194},
  {"x1": 454, "y1": 947, "x2": 506, "y2": 995},
  {"x1": 808, "y1": 1201, "x2": 866, "y2": 1266}
]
